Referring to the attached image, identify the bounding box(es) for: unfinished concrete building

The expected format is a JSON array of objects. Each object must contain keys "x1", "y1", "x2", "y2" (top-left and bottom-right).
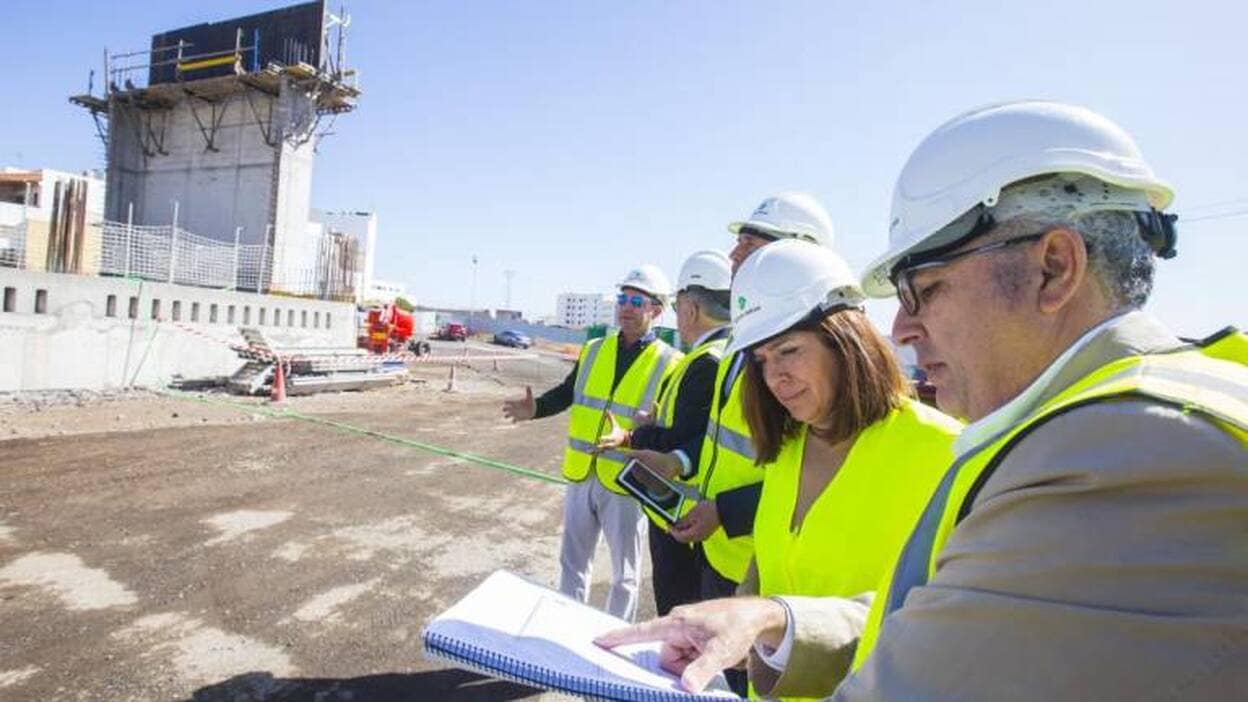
[{"x1": 69, "y1": 0, "x2": 360, "y2": 297}]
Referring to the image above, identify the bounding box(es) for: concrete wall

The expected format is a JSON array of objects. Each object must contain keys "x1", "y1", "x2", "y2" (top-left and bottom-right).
[
  {"x1": 104, "y1": 78, "x2": 318, "y2": 255},
  {"x1": 106, "y1": 95, "x2": 277, "y2": 247},
  {"x1": 0, "y1": 268, "x2": 355, "y2": 392}
]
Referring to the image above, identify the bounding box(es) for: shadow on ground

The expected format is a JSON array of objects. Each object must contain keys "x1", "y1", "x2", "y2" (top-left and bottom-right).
[{"x1": 187, "y1": 669, "x2": 541, "y2": 701}]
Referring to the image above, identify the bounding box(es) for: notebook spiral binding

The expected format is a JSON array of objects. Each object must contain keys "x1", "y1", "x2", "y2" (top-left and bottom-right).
[{"x1": 424, "y1": 629, "x2": 725, "y2": 702}]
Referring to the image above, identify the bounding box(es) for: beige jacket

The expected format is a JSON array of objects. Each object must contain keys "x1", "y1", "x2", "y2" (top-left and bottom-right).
[{"x1": 751, "y1": 313, "x2": 1248, "y2": 700}]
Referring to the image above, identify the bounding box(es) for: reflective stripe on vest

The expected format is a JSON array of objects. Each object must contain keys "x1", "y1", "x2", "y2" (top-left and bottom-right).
[
  {"x1": 853, "y1": 335, "x2": 1248, "y2": 671},
  {"x1": 562, "y1": 333, "x2": 681, "y2": 493},
  {"x1": 754, "y1": 400, "x2": 961, "y2": 601},
  {"x1": 655, "y1": 336, "x2": 726, "y2": 430},
  {"x1": 692, "y1": 350, "x2": 764, "y2": 582},
  {"x1": 637, "y1": 336, "x2": 727, "y2": 529}
]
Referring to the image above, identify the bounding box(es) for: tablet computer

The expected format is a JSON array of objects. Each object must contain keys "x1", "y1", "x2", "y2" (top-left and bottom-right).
[{"x1": 615, "y1": 457, "x2": 687, "y2": 525}]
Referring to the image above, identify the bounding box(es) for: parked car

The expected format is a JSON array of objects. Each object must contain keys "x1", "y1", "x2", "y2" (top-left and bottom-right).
[
  {"x1": 438, "y1": 322, "x2": 468, "y2": 341},
  {"x1": 493, "y1": 329, "x2": 532, "y2": 349}
]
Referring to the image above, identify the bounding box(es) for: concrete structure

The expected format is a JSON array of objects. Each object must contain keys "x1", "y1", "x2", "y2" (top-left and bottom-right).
[
  {"x1": 0, "y1": 267, "x2": 353, "y2": 392},
  {"x1": 0, "y1": 168, "x2": 106, "y2": 273},
  {"x1": 555, "y1": 292, "x2": 614, "y2": 329},
  {"x1": 98, "y1": 77, "x2": 320, "y2": 252},
  {"x1": 69, "y1": 2, "x2": 360, "y2": 298}
]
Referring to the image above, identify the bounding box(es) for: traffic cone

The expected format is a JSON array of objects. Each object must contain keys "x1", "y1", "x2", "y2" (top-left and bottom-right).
[
  {"x1": 270, "y1": 361, "x2": 287, "y2": 403},
  {"x1": 445, "y1": 363, "x2": 457, "y2": 392}
]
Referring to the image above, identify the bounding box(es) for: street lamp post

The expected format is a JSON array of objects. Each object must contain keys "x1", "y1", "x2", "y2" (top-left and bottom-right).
[{"x1": 470, "y1": 254, "x2": 478, "y2": 335}]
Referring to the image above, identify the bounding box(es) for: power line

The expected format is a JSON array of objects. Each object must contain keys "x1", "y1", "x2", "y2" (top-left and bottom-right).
[
  {"x1": 1183, "y1": 208, "x2": 1248, "y2": 223},
  {"x1": 1181, "y1": 196, "x2": 1248, "y2": 214}
]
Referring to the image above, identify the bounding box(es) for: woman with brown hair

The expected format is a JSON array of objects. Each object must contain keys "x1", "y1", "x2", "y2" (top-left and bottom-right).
[{"x1": 729, "y1": 239, "x2": 961, "y2": 698}]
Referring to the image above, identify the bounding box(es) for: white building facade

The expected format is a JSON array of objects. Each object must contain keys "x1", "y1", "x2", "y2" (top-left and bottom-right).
[
  {"x1": 365, "y1": 278, "x2": 406, "y2": 303},
  {"x1": 556, "y1": 292, "x2": 615, "y2": 329}
]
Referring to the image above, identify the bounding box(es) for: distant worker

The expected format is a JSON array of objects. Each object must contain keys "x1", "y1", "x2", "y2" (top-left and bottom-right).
[
  {"x1": 596, "y1": 250, "x2": 733, "y2": 616},
  {"x1": 598, "y1": 101, "x2": 1248, "y2": 700},
  {"x1": 502, "y1": 265, "x2": 681, "y2": 622}
]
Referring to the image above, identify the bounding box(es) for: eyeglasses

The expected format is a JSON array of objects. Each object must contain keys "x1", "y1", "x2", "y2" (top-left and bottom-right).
[
  {"x1": 617, "y1": 293, "x2": 652, "y2": 308},
  {"x1": 891, "y1": 232, "x2": 1045, "y2": 315}
]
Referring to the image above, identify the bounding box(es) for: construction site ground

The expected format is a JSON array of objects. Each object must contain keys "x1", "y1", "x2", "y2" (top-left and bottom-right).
[{"x1": 1, "y1": 340, "x2": 658, "y2": 701}]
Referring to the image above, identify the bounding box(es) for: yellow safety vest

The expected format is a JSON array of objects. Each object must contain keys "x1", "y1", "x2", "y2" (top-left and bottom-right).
[
  {"x1": 563, "y1": 332, "x2": 680, "y2": 493},
  {"x1": 692, "y1": 352, "x2": 763, "y2": 583},
  {"x1": 754, "y1": 399, "x2": 961, "y2": 600},
  {"x1": 638, "y1": 334, "x2": 727, "y2": 529},
  {"x1": 852, "y1": 328, "x2": 1248, "y2": 671}
]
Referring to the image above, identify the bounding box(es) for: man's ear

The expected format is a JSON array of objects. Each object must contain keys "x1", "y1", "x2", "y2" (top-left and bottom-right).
[{"x1": 1036, "y1": 227, "x2": 1087, "y2": 314}]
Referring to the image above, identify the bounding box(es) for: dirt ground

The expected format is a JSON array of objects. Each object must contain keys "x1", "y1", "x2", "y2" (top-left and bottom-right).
[{"x1": 0, "y1": 341, "x2": 660, "y2": 701}]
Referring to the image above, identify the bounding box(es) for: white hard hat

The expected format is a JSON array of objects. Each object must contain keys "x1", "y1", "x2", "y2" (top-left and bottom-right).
[
  {"x1": 725, "y1": 239, "x2": 864, "y2": 356},
  {"x1": 618, "y1": 264, "x2": 673, "y2": 300},
  {"x1": 677, "y1": 250, "x2": 732, "y2": 293},
  {"x1": 728, "y1": 191, "x2": 835, "y2": 247},
  {"x1": 862, "y1": 100, "x2": 1174, "y2": 297}
]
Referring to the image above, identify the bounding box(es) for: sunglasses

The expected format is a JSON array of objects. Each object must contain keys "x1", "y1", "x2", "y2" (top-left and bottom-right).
[
  {"x1": 616, "y1": 293, "x2": 653, "y2": 308},
  {"x1": 891, "y1": 232, "x2": 1045, "y2": 316}
]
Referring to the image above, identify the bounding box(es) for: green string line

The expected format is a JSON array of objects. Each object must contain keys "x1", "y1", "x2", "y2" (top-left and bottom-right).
[{"x1": 163, "y1": 390, "x2": 569, "y2": 486}]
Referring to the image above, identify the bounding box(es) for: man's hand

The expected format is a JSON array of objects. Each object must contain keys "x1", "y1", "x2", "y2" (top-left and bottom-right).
[
  {"x1": 670, "y1": 500, "x2": 719, "y2": 543},
  {"x1": 632, "y1": 405, "x2": 657, "y2": 429},
  {"x1": 594, "y1": 597, "x2": 788, "y2": 693},
  {"x1": 625, "y1": 449, "x2": 682, "y2": 480},
  {"x1": 502, "y1": 386, "x2": 536, "y2": 422},
  {"x1": 594, "y1": 410, "x2": 630, "y2": 453}
]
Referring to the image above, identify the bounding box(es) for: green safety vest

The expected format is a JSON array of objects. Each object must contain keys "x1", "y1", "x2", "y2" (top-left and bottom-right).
[
  {"x1": 754, "y1": 399, "x2": 961, "y2": 601},
  {"x1": 638, "y1": 334, "x2": 727, "y2": 529},
  {"x1": 851, "y1": 328, "x2": 1248, "y2": 670},
  {"x1": 693, "y1": 352, "x2": 763, "y2": 583},
  {"x1": 563, "y1": 332, "x2": 680, "y2": 493}
]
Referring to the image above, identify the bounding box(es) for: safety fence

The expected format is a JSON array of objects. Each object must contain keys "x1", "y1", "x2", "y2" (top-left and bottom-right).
[{"x1": 99, "y1": 221, "x2": 273, "y2": 291}]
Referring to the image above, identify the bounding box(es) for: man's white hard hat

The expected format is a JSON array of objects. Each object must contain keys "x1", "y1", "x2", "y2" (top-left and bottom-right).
[
  {"x1": 677, "y1": 250, "x2": 732, "y2": 293},
  {"x1": 618, "y1": 264, "x2": 673, "y2": 300},
  {"x1": 862, "y1": 100, "x2": 1173, "y2": 297},
  {"x1": 728, "y1": 191, "x2": 836, "y2": 248}
]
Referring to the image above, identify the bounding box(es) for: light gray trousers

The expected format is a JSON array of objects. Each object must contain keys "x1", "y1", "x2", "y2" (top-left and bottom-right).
[{"x1": 558, "y1": 477, "x2": 646, "y2": 621}]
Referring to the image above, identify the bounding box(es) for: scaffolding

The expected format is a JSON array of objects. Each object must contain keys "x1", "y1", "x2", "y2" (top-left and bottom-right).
[{"x1": 69, "y1": 4, "x2": 359, "y2": 152}]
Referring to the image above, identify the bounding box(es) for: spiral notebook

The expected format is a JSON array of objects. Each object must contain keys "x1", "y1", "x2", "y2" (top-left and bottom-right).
[{"x1": 422, "y1": 570, "x2": 739, "y2": 701}]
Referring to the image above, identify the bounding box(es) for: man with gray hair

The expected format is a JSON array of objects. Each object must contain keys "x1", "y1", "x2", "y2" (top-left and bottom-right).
[{"x1": 597, "y1": 101, "x2": 1246, "y2": 700}]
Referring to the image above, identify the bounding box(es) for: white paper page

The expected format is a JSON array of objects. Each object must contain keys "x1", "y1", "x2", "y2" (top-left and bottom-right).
[{"x1": 426, "y1": 571, "x2": 736, "y2": 698}]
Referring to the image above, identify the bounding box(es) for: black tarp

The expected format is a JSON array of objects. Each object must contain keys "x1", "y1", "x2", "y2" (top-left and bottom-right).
[{"x1": 148, "y1": 1, "x2": 325, "y2": 85}]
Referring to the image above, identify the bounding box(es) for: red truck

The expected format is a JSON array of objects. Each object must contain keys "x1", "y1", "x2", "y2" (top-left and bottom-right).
[{"x1": 437, "y1": 322, "x2": 468, "y2": 342}]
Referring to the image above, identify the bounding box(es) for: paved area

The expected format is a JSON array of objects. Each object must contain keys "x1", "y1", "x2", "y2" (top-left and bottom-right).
[{"x1": 0, "y1": 343, "x2": 658, "y2": 701}]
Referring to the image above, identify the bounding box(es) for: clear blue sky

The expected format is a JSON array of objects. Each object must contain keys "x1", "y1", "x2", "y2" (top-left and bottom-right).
[{"x1": 5, "y1": 0, "x2": 1245, "y2": 334}]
